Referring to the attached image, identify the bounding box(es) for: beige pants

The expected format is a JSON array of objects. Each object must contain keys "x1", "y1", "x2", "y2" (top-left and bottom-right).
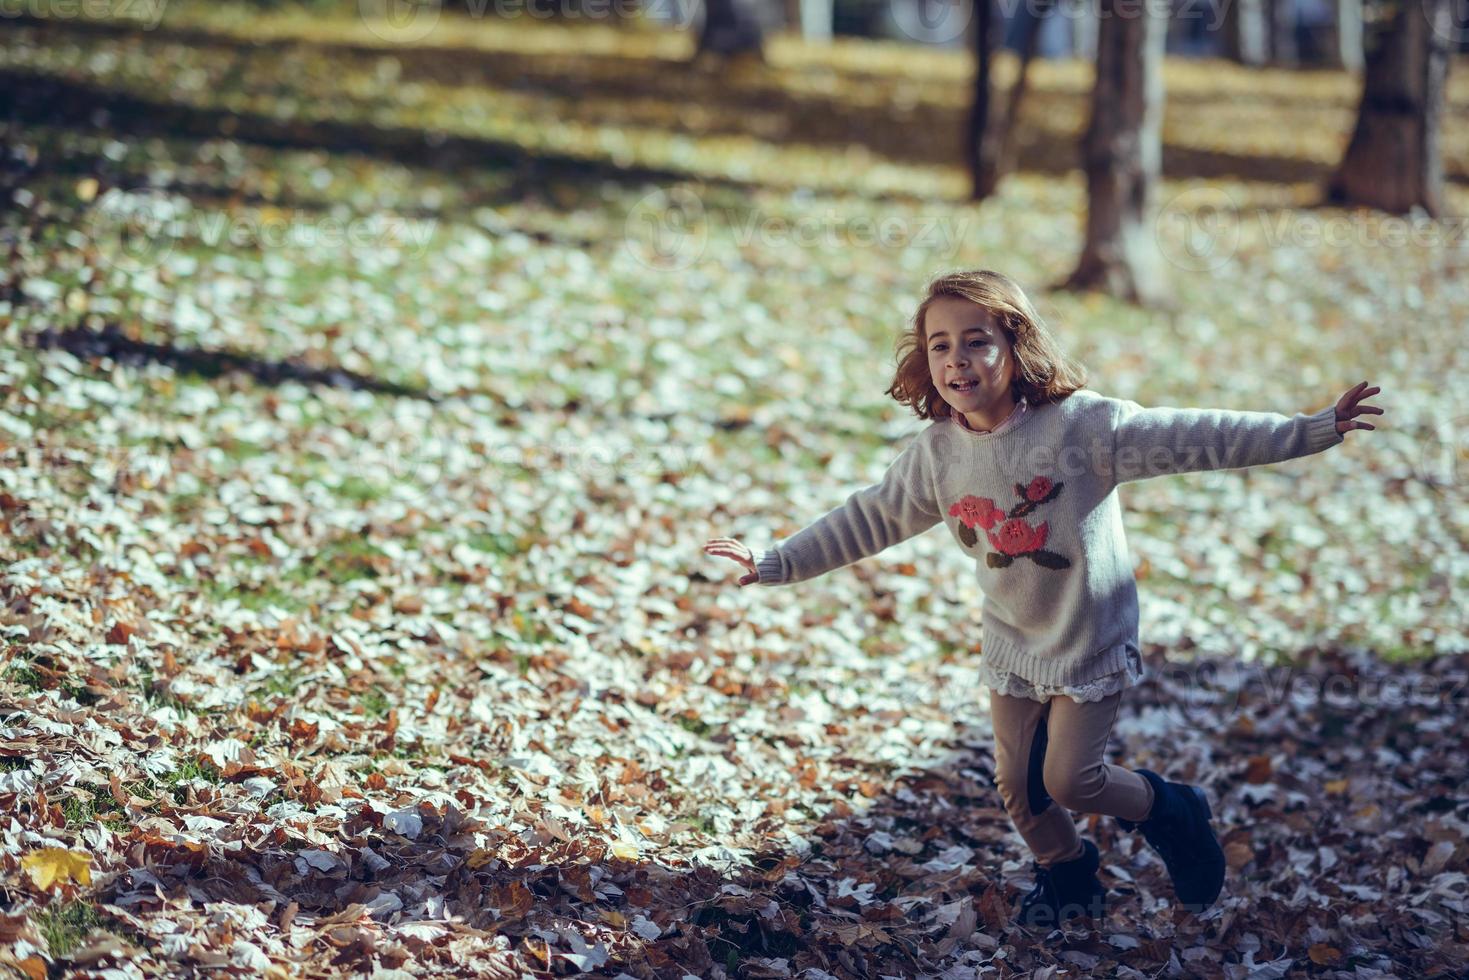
[{"x1": 989, "y1": 689, "x2": 1157, "y2": 867}]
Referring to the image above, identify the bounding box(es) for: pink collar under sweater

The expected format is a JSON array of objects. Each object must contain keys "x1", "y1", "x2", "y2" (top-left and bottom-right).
[{"x1": 951, "y1": 395, "x2": 1028, "y2": 436}]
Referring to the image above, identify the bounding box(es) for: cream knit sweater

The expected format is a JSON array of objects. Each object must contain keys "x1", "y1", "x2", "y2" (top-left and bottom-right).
[{"x1": 756, "y1": 388, "x2": 1344, "y2": 690}]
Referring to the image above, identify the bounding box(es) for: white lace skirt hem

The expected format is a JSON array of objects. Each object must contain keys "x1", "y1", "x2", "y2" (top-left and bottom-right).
[{"x1": 980, "y1": 645, "x2": 1146, "y2": 704}]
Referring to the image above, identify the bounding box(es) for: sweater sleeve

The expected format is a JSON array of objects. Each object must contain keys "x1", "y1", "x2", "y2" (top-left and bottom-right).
[
  {"x1": 1108, "y1": 397, "x2": 1344, "y2": 486},
  {"x1": 756, "y1": 437, "x2": 942, "y2": 586}
]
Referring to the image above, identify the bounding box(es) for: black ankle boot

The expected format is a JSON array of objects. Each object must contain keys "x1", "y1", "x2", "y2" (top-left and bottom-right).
[
  {"x1": 1017, "y1": 838, "x2": 1108, "y2": 928},
  {"x1": 1116, "y1": 768, "x2": 1226, "y2": 912}
]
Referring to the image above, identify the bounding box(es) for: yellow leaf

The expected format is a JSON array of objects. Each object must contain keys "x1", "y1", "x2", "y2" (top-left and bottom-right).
[
  {"x1": 609, "y1": 840, "x2": 640, "y2": 860},
  {"x1": 22, "y1": 848, "x2": 92, "y2": 890},
  {"x1": 465, "y1": 848, "x2": 496, "y2": 870},
  {"x1": 75, "y1": 178, "x2": 98, "y2": 203},
  {"x1": 1324, "y1": 778, "x2": 1349, "y2": 795}
]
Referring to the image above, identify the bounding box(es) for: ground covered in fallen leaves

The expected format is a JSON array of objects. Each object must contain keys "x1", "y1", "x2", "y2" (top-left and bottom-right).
[{"x1": 2, "y1": 4, "x2": 1468, "y2": 978}]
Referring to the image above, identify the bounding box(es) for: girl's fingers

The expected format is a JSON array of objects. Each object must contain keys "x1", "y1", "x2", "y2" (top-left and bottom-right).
[
  {"x1": 705, "y1": 543, "x2": 751, "y2": 559},
  {"x1": 704, "y1": 544, "x2": 755, "y2": 571}
]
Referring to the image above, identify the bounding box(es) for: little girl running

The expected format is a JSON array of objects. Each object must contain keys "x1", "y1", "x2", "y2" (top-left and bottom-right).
[{"x1": 703, "y1": 269, "x2": 1382, "y2": 928}]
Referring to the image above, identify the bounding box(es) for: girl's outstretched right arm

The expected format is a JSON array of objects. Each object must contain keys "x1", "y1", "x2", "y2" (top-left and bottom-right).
[{"x1": 703, "y1": 437, "x2": 942, "y2": 587}]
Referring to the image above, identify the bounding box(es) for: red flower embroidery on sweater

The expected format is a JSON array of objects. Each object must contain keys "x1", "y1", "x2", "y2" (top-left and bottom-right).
[
  {"x1": 948, "y1": 495, "x2": 1006, "y2": 531},
  {"x1": 989, "y1": 518, "x2": 1048, "y2": 556},
  {"x1": 949, "y1": 475, "x2": 1072, "y2": 570}
]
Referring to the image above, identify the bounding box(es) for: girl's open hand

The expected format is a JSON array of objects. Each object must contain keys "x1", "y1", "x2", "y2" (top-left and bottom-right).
[
  {"x1": 703, "y1": 537, "x2": 759, "y2": 587},
  {"x1": 1334, "y1": 381, "x2": 1383, "y2": 435}
]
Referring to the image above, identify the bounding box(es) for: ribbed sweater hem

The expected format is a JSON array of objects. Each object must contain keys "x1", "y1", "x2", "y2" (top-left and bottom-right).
[
  {"x1": 979, "y1": 631, "x2": 1139, "y2": 688},
  {"x1": 1305, "y1": 406, "x2": 1344, "y2": 455},
  {"x1": 756, "y1": 548, "x2": 787, "y2": 585}
]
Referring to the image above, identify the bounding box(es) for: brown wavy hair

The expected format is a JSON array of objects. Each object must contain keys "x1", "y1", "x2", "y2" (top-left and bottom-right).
[{"x1": 885, "y1": 269, "x2": 1089, "y2": 421}]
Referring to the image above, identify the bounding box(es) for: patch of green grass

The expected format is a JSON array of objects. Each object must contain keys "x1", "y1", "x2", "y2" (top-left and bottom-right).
[
  {"x1": 209, "y1": 577, "x2": 310, "y2": 612},
  {"x1": 284, "y1": 535, "x2": 390, "y2": 585},
  {"x1": 159, "y1": 757, "x2": 223, "y2": 803},
  {"x1": 61, "y1": 787, "x2": 128, "y2": 830},
  {"x1": 134, "y1": 664, "x2": 196, "y2": 714},
  {"x1": 260, "y1": 585, "x2": 311, "y2": 611},
  {"x1": 219, "y1": 437, "x2": 270, "y2": 462},
  {"x1": 505, "y1": 611, "x2": 555, "y2": 646},
  {"x1": 360, "y1": 687, "x2": 390, "y2": 720},
  {"x1": 61, "y1": 680, "x2": 103, "y2": 706},
  {"x1": 34, "y1": 900, "x2": 103, "y2": 958},
  {"x1": 15, "y1": 399, "x2": 75, "y2": 433},
  {"x1": 372, "y1": 742, "x2": 419, "y2": 763},
  {"x1": 336, "y1": 474, "x2": 387, "y2": 503},
  {"x1": 168, "y1": 489, "x2": 210, "y2": 518},
  {"x1": 464, "y1": 530, "x2": 521, "y2": 557},
  {"x1": 2, "y1": 648, "x2": 44, "y2": 691},
  {"x1": 194, "y1": 549, "x2": 313, "y2": 612},
  {"x1": 4, "y1": 530, "x2": 51, "y2": 559},
  {"x1": 262, "y1": 671, "x2": 302, "y2": 696},
  {"x1": 675, "y1": 714, "x2": 714, "y2": 738}
]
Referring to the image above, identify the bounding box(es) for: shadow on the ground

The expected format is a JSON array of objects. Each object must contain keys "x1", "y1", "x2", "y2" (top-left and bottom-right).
[
  {"x1": 10, "y1": 19, "x2": 1467, "y2": 203},
  {"x1": 29, "y1": 323, "x2": 443, "y2": 402}
]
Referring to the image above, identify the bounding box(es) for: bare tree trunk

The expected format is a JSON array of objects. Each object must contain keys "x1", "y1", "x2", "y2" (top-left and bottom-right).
[
  {"x1": 1071, "y1": 0, "x2": 1099, "y2": 59},
  {"x1": 696, "y1": 0, "x2": 769, "y2": 59},
  {"x1": 1223, "y1": 0, "x2": 1270, "y2": 63},
  {"x1": 1326, "y1": 0, "x2": 1452, "y2": 216},
  {"x1": 1060, "y1": 0, "x2": 1173, "y2": 308},
  {"x1": 798, "y1": 0, "x2": 833, "y2": 40},
  {"x1": 975, "y1": 0, "x2": 1056, "y2": 196},
  {"x1": 966, "y1": 0, "x2": 1000, "y2": 200},
  {"x1": 1321, "y1": 0, "x2": 1364, "y2": 69},
  {"x1": 1268, "y1": 0, "x2": 1299, "y2": 64}
]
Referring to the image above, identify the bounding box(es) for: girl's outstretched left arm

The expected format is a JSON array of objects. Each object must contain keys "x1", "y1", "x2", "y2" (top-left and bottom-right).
[{"x1": 1106, "y1": 381, "x2": 1384, "y2": 486}]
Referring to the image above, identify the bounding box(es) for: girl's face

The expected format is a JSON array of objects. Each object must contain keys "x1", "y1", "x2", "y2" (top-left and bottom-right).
[{"x1": 924, "y1": 296, "x2": 1018, "y2": 416}]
